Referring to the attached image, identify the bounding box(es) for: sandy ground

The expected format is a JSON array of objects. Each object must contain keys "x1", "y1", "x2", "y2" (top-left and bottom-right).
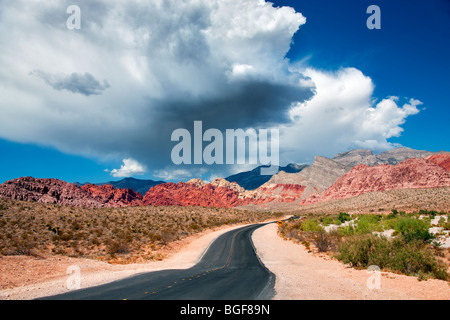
[
  {"x1": 1, "y1": 221, "x2": 449, "y2": 300},
  {"x1": 253, "y1": 223, "x2": 450, "y2": 300}
]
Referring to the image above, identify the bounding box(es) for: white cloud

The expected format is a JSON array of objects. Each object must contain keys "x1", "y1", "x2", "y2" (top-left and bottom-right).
[
  {"x1": 361, "y1": 97, "x2": 421, "y2": 139},
  {"x1": 280, "y1": 67, "x2": 422, "y2": 163},
  {"x1": 153, "y1": 168, "x2": 208, "y2": 181},
  {"x1": 109, "y1": 158, "x2": 147, "y2": 178},
  {"x1": 0, "y1": 0, "x2": 423, "y2": 176},
  {"x1": 0, "y1": 0, "x2": 311, "y2": 169}
]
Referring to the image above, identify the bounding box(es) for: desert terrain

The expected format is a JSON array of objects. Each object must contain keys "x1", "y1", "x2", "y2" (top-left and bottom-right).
[
  {"x1": 1, "y1": 150, "x2": 449, "y2": 299},
  {"x1": 1, "y1": 218, "x2": 449, "y2": 300}
]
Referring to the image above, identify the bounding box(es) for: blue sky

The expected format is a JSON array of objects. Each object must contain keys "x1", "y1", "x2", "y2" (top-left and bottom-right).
[
  {"x1": 0, "y1": 0, "x2": 448, "y2": 184},
  {"x1": 277, "y1": 0, "x2": 450, "y2": 152}
]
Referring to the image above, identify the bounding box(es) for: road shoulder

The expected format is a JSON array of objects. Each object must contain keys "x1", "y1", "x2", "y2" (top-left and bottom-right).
[{"x1": 252, "y1": 223, "x2": 450, "y2": 300}]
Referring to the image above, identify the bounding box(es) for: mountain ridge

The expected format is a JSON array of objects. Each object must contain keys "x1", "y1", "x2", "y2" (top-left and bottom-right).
[
  {"x1": 74, "y1": 177, "x2": 165, "y2": 196},
  {"x1": 1, "y1": 148, "x2": 449, "y2": 211},
  {"x1": 224, "y1": 163, "x2": 307, "y2": 190},
  {"x1": 301, "y1": 154, "x2": 450, "y2": 205},
  {"x1": 332, "y1": 147, "x2": 447, "y2": 167}
]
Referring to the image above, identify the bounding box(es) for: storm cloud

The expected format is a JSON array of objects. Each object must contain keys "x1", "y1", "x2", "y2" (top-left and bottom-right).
[
  {"x1": 30, "y1": 71, "x2": 110, "y2": 96},
  {"x1": 0, "y1": 0, "x2": 312, "y2": 170},
  {"x1": 0, "y1": 0, "x2": 421, "y2": 180}
]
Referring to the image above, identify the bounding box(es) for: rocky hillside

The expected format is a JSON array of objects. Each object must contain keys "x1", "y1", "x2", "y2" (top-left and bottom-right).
[
  {"x1": 141, "y1": 178, "x2": 305, "y2": 207},
  {"x1": 141, "y1": 180, "x2": 247, "y2": 207},
  {"x1": 0, "y1": 177, "x2": 143, "y2": 208},
  {"x1": 264, "y1": 156, "x2": 351, "y2": 200},
  {"x1": 224, "y1": 163, "x2": 307, "y2": 190},
  {"x1": 75, "y1": 177, "x2": 165, "y2": 196},
  {"x1": 428, "y1": 154, "x2": 450, "y2": 171},
  {"x1": 1, "y1": 149, "x2": 449, "y2": 211},
  {"x1": 81, "y1": 184, "x2": 143, "y2": 207},
  {"x1": 0, "y1": 176, "x2": 305, "y2": 209},
  {"x1": 332, "y1": 147, "x2": 443, "y2": 167},
  {"x1": 301, "y1": 154, "x2": 450, "y2": 205}
]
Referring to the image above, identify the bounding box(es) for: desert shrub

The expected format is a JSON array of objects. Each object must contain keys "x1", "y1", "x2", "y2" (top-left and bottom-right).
[
  {"x1": 59, "y1": 232, "x2": 74, "y2": 241},
  {"x1": 336, "y1": 234, "x2": 391, "y2": 268},
  {"x1": 311, "y1": 231, "x2": 330, "y2": 252},
  {"x1": 311, "y1": 230, "x2": 340, "y2": 252},
  {"x1": 4, "y1": 238, "x2": 37, "y2": 256},
  {"x1": 338, "y1": 225, "x2": 356, "y2": 236},
  {"x1": 336, "y1": 235, "x2": 448, "y2": 280},
  {"x1": 279, "y1": 220, "x2": 303, "y2": 239},
  {"x1": 338, "y1": 212, "x2": 351, "y2": 223},
  {"x1": 393, "y1": 217, "x2": 434, "y2": 243},
  {"x1": 107, "y1": 239, "x2": 131, "y2": 255},
  {"x1": 320, "y1": 216, "x2": 335, "y2": 226},
  {"x1": 301, "y1": 219, "x2": 324, "y2": 233},
  {"x1": 389, "y1": 239, "x2": 448, "y2": 280},
  {"x1": 355, "y1": 214, "x2": 383, "y2": 234},
  {"x1": 418, "y1": 209, "x2": 447, "y2": 217},
  {"x1": 160, "y1": 228, "x2": 178, "y2": 245}
]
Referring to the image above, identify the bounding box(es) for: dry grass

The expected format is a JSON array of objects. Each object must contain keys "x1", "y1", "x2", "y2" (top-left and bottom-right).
[{"x1": 0, "y1": 199, "x2": 282, "y2": 264}]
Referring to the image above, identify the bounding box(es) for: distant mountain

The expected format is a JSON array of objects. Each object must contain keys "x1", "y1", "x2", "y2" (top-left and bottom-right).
[
  {"x1": 264, "y1": 156, "x2": 352, "y2": 200},
  {"x1": 224, "y1": 163, "x2": 307, "y2": 190},
  {"x1": 142, "y1": 178, "x2": 263, "y2": 208},
  {"x1": 142, "y1": 178, "x2": 305, "y2": 208},
  {"x1": 331, "y1": 149, "x2": 378, "y2": 167},
  {"x1": 332, "y1": 147, "x2": 446, "y2": 167},
  {"x1": 75, "y1": 177, "x2": 165, "y2": 195},
  {"x1": 302, "y1": 154, "x2": 450, "y2": 205},
  {"x1": 1, "y1": 149, "x2": 449, "y2": 212}
]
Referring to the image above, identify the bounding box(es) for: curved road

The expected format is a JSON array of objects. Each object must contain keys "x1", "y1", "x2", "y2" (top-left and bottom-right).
[{"x1": 41, "y1": 222, "x2": 276, "y2": 300}]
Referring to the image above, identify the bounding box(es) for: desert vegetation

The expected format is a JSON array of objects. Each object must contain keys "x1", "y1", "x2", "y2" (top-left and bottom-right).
[
  {"x1": 294, "y1": 187, "x2": 450, "y2": 215},
  {"x1": 0, "y1": 199, "x2": 282, "y2": 264},
  {"x1": 279, "y1": 209, "x2": 450, "y2": 281}
]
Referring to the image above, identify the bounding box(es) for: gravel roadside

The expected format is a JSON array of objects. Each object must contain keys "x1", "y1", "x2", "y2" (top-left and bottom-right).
[{"x1": 252, "y1": 223, "x2": 450, "y2": 300}]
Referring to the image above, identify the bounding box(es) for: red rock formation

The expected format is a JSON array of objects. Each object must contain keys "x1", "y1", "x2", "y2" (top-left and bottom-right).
[
  {"x1": 0, "y1": 177, "x2": 103, "y2": 208},
  {"x1": 81, "y1": 184, "x2": 143, "y2": 207},
  {"x1": 256, "y1": 184, "x2": 306, "y2": 203},
  {"x1": 142, "y1": 178, "x2": 306, "y2": 208},
  {"x1": 301, "y1": 155, "x2": 450, "y2": 205},
  {"x1": 142, "y1": 181, "x2": 250, "y2": 207},
  {"x1": 427, "y1": 154, "x2": 450, "y2": 171},
  {"x1": 0, "y1": 177, "x2": 143, "y2": 208},
  {"x1": 5, "y1": 154, "x2": 448, "y2": 210}
]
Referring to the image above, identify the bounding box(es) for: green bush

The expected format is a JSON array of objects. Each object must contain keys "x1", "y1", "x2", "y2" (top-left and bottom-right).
[
  {"x1": 441, "y1": 222, "x2": 450, "y2": 231},
  {"x1": 389, "y1": 239, "x2": 448, "y2": 280},
  {"x1": 320, "y1": 216, "x2": 335, "y2": 226},
  {"x1": 336, "y1": 234, "x2": 391, "y2": 268},
  {"x1": 356, "y1": 214, "x2": 383, "y2": 234},
  {"x1": 418, "y1": 209, "x2": 445, "y2": 217},
  {"x1": 301, "y1": 219, "x2": 324, "y2": 233},
  {"x1": 336, "y1": 235, "x2": 448, "y2": 281},
  {"x1": 393, "y1": 217, "x2": 434, "y2": 243},
  {"x1": 338, "y1": 225, "x2": 356, "y2": 236},
  {"x1": 338, "y1": 212, "x2": 351, "y2": 223}
]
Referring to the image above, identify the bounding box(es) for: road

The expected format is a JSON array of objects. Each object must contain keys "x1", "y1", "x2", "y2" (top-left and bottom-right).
[{"x1": 41, "y1": 222, "x2": 276, "y2": 300}]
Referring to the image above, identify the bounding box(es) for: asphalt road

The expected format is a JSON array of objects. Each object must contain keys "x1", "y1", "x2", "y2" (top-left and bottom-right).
[{"x1": 41, "y1": 222, "x2": 276, "y2": 300}]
